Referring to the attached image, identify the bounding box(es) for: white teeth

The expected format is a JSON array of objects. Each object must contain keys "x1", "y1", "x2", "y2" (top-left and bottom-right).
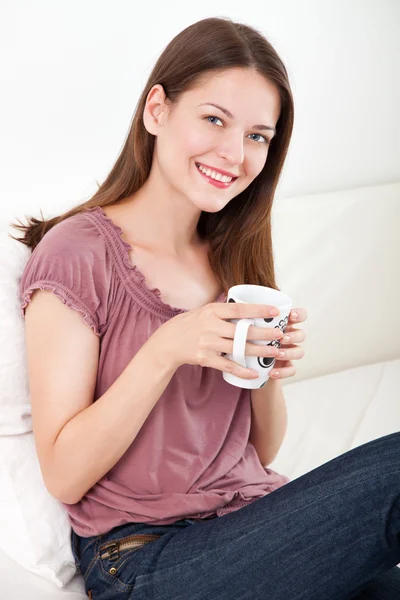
[{"x1": 197, "y1": 163, "x2": 233, "y2": 183}]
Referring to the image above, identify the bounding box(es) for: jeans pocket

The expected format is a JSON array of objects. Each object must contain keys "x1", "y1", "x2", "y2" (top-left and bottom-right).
[{"x1": 97, "y1": 533, "x2": 162, "y2": 592}]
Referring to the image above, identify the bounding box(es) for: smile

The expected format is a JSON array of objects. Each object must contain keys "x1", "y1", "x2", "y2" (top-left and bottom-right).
[{"x1": 195, "y1": 162, "x2": 238, "y2": 188}]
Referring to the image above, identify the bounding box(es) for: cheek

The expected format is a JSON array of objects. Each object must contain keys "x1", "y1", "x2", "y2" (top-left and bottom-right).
[
  {"x1": 253, "y1": 146, "x2": 269, "y2": 169},
  {"x1": 157, "y1": 131, "x2": 188, "y2": 173},
  {"x1": 245, "y1": 150, "x2": 268, "y2": 181},
  {"x1": 184, "y1": 125, "x2": 216, "y2": 160},
  {"x1": 167, "y1": 123, "x2": 210, "y2": 168}
]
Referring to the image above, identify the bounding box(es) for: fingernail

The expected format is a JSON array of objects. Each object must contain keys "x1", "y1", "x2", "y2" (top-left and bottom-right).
[
  {"x1": 270, "y1": 308, "x2": 279, "y2": 316},
  {"x1": 292, "y1": 311, "x2": 299, "y2": 319}
]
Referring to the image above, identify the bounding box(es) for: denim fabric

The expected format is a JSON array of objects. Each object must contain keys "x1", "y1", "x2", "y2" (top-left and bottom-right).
[{"x1": 71, "y1": 432, "x2": 400, "y2": 599}]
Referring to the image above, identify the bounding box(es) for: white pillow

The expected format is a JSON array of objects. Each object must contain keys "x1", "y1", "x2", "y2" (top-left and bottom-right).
[
  {"x1": 0, "y1": 232, "x2": 77, "y2": 587},
  {"x1": 0, "y1": 233, "x2": 32, "y2": 435}
]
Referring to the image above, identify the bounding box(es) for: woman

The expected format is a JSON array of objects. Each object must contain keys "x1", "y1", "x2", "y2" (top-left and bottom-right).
[{"x1": 13, "y1": 16, "x2": 400, "y2": 600}]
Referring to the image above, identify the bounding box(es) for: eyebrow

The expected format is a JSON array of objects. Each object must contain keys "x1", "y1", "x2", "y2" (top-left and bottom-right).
[{"x1": 197, "y1": 102, "x2": 276, "y2": 135}]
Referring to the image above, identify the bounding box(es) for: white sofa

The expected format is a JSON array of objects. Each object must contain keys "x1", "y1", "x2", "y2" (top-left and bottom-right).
[{"x1": 1, "y1": 181, "x2": 399, "y2": 599}]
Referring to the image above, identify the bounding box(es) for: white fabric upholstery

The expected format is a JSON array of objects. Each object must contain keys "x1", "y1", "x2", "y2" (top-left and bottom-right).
[
  {"x1": 0, "y1": 233, "x2": 32, "y2": 435},
  {"x1": 272, "y1": 181, "x2": 400, "y2": 381}
]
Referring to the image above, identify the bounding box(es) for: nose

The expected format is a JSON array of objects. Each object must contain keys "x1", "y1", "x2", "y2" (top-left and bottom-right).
[{"x1": 216, "y1": 131, "x2": 244, "y2": 167}]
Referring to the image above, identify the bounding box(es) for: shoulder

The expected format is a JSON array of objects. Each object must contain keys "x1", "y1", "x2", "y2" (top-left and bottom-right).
[
  {"x1": 35, "y1": 210, "x2": 105, "y2": 258},
  {"x1": 20, "y1": 210, "x2": 111, "y2": 335}
]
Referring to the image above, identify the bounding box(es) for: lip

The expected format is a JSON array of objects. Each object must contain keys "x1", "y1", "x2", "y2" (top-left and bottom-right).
[
  {"x1": 195, "y1": 162, "x2": 239, "y2": 179},
  {"x1": 195, "y1": 163, "x2": 237, "y2": 189}
]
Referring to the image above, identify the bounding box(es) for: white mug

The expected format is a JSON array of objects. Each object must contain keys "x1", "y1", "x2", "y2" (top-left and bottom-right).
[{"x1": 222, "y1": 284, "x2": 292, "y2": 389}]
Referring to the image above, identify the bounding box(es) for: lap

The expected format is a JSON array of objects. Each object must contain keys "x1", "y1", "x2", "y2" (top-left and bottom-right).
[{"x1": 75, "y1": 432, "x2": 400, "y2": 600}]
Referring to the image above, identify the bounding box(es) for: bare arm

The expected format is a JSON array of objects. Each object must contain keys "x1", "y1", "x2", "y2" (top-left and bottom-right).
[
  {"x1": 249, "y1": 379, "x2": 288, "y2": 466},
  {"x1": 24, "y1": 290, "x2": 176, "y2": 505}
]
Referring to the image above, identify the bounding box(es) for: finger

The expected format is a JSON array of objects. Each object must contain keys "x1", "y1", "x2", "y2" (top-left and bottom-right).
[
  {"x1": 214, "y1": 302, "x2": 280, "y2": 320},
  {"x1": 214, "y1": 355, "x2": 260, "y2": 380},
  {"x1": 219, "y1": 338, "x2": 280, "y2": 359},
  {"x1": 220, "y1": 320, "x2": 284, "y2": 343},
  {"x1": 289, "y1": 308, "x2": 307, "y2": 323},
  {"x1": 281, "y1": 329, "x2": 307, "y2": 344},
  {"x1": 270, "y1": 361, "x2": 296, "y2": 379},
  {"x1": 274, "y1": 345, "x2": 305, "y2": 361}
]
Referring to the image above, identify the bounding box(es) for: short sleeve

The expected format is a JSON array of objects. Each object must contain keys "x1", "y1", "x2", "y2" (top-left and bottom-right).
[{"x1": 19, "y1": 213, "x2": 111, "y2": 336}]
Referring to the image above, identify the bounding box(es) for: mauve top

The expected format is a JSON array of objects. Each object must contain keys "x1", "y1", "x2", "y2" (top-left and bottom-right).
[{"x1": 19, "y1": 206, "x2": 290, "y2": 537}]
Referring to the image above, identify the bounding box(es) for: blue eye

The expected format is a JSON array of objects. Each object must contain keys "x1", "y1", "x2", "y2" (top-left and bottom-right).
[
  {"x1": 205, "y1": 115, "x2": 223, "y2": 126},
  {"x1": 204, "y1": 116, "x2": 270, "y2": 144},
  {"x1": 249, "y1": 133, "x2": 270, "y2": 144}
]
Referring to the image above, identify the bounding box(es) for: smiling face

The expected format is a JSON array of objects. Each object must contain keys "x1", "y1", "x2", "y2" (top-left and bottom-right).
[{"x1": 143, "y1": 67, "x2": 281, "y2": 214}]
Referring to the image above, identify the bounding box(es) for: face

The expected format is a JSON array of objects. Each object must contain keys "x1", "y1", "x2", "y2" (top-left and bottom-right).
[{"x1": 143, "y1": 67, "x2": 281, "y2": 213}]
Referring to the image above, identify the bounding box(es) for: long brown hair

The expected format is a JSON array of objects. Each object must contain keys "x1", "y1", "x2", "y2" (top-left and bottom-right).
[{"x1": 10, "y1": 16, "x2": 294, "y2": 293}]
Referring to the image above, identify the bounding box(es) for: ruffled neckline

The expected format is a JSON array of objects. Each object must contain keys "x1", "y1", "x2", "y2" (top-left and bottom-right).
[{"x1": 86, "y1": 205, "x2": 227, "y2": 318}]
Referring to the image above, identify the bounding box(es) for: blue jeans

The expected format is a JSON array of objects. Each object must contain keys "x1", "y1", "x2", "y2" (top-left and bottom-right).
[{"x1": 71, "y1": 432, "x2": 400, "y2": 599}]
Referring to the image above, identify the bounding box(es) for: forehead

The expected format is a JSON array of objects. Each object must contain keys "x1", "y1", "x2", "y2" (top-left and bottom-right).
[{"x1": 182, "y1": 68, "x2": 281, "y2": 123}]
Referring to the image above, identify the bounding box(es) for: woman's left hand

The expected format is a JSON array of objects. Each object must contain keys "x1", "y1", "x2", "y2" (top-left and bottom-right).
[{"x1": 269, "y1": 308, "x2": 308, "y2": 380}]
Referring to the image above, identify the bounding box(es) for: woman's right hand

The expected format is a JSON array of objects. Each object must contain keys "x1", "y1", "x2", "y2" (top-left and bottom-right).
[{"x1": 154, "y1": 302, "x2": 284, "y2": 380}]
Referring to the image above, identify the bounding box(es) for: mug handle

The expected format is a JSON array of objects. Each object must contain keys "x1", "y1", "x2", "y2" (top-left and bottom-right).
[{"x1": 232, "y1": 318, "x2": 254, "y2": 367}]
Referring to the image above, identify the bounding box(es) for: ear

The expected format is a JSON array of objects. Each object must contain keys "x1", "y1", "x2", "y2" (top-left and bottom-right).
[{"x1": 143, "y1": 84, "x2": 169, "y2": 135}]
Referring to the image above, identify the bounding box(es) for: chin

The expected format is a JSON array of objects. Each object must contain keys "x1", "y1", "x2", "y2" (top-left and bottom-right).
[{"x1": 192, "y1": 197, "x2": 232, "y2": 213}]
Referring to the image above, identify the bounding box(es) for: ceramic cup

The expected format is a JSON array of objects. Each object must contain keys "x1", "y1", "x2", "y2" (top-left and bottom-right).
[{"x1": 222, "y1": 284, "x2": 292, "y2": 389}]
